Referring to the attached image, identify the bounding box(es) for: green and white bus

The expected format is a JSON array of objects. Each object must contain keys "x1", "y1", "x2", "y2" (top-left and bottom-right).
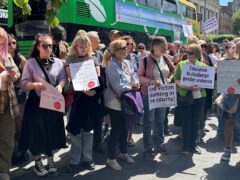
[{"x1": 8, "y1": 0, "x2": 193, "y2": 56}]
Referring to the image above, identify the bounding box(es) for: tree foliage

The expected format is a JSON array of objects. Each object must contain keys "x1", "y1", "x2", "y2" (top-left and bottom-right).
[
  {"x1": 199, "y1": 34, "x2": 236, "y2": 43},
  {"x1": 0, "y1": 0, "x2": 8, "y2": 8},
  {"x1": 232, "y1": 9, "x2": 240, "y2": 35},
  {"x1": 13, "y1": 0, "x2": 66, "y2": 26}
]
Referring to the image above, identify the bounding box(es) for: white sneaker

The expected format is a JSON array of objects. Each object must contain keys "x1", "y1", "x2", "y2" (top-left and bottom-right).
[
  {"x1": 119, "y1": 153, "x2": 135, "y2": 164},
  {"x1": 106, "y1": 159, "x2": 122, "y2": 171},
  {"x1": 0, "y1": 173, "x2": 10, "y2": 180}
]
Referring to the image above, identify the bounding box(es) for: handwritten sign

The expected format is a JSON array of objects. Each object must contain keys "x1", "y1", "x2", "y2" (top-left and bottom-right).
[
  {"x1": 40, "y1": 81, "x2": 65, "y2": 113},
  {"x1": 217, "y1": 60, "x2": 240, "y2": 94},
  {"x1": 180, "y1": 64, "x2": 215, "y2": 89},
  {"x1": 204, "y1": 17, "x2": 218, "y2": 34},
  {"x1": 148, "y1": 84, "x2": 177, "y2": 110},
  {"x1": 69, "y1": 60, "x2": 100, "y2": 91}
]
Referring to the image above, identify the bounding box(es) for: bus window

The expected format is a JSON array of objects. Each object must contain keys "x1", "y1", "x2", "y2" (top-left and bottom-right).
[
  {"x1": 186, "y1": 7, "x2": 196, "y2": 20},
  {"x1": 147, "y1": 0, "x2": 161, "y2": 10},
  {"x1": 162, "y1": 0, "x2": 177, "y2": 13},
  {"x1": 178, "y1": 3, "x2": 186, "y2": 17},
  {"x1": 137, "y1": 0, "x2": 161, "y2": 10},
  {"x1": 136, "y1": 0, "x2": 147, "y2": 5}
]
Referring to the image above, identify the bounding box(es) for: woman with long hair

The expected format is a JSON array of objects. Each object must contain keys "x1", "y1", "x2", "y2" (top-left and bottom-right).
[
  {"x1": 8, "y1": 33, "x2": 28, "y2": 165},
  {"x1": 65, "y1": 31, "x2": 102, "y2": 173},
  {"x1": 0, "y1": 27, "x2": 21, "y2": 180},
  {"x1": 20, "y1": 33, "x2": 67, "y2": 176}
]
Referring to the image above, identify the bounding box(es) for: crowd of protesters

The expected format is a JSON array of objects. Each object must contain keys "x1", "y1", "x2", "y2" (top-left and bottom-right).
[{"x1": 1, "y1": 25, "x2": 240, "y2": 180}]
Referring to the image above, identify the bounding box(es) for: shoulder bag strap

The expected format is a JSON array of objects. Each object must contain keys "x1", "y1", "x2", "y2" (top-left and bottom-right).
[
  {"x1": 35, "y1": 56, "x2": 51, "y2": 84},
  {"x1": 152, "y1": 58, "x2": 165, "y2": 84}
]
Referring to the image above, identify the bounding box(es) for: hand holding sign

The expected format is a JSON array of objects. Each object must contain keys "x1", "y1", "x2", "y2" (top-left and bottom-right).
[{"x1": 39, "y1": 80, "x2": 65, "y2": 113}]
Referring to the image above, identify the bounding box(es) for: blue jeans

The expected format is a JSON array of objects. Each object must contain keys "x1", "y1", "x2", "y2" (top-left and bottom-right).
[
  {"x1": 142, "y1": 94, "x2": 166, "y2": 150},
  {"x1": 69, "y1": 129, "x2": 93, "y2": 165}
]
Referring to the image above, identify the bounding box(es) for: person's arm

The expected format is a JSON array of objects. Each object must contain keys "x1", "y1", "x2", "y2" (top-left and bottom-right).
[
  {"x1": 20, "y1": 61, "x2": 46, "y2": 91},
  {"x1": 56, "y1": 59, "x2": 67, "y2": 93}
]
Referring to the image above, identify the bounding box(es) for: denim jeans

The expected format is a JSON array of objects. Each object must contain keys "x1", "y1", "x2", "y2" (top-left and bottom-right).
[
  {"x1": 142, "y1": 94, "x2": 166, "y2": 150},
  {"x1": 69, "y1": 129, "x2": 93, "y2": 165}
]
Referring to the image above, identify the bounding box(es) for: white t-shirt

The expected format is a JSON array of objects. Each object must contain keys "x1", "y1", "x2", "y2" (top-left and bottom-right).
[{"x1": 153, "y1": 55, "x2": 169, "y2": 84}]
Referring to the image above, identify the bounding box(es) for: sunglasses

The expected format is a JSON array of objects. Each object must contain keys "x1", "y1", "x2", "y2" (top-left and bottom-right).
[
  {"x1": 201, "y1": 44, "x2": 207, "y2": 48},
  {"x1": 41, "y1": 44, "x2": 52, "y2": 49},
  {"x1": 117, "y1": 46, "x2": 127, "y2": 51},
  {"x1": 126, "y1": 43, "x2": 133, "y2": 46},
  {"x1": 8, "y1": 41, "x2": 16, "y2": 46},
  {"x1": 225, "y1": 46, "x2": 232, "y2": 50},
  {"x1": 187, "y1": 51, "x2": 194, "y2": 56}
]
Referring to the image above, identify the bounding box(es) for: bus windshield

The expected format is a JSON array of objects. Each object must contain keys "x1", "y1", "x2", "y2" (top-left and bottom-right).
[{"x1": 15, "y1": 20, "x2": 49, "y2": 40}]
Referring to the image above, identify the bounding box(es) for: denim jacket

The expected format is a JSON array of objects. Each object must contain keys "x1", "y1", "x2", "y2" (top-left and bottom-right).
[{"x1": 105, "y1": 59, "x2": 133, "y2": 111}]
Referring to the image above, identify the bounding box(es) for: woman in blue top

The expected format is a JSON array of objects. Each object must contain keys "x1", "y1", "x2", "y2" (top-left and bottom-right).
[{"x1": 104, "y1": 39, "x2": 139, "y2": 171}]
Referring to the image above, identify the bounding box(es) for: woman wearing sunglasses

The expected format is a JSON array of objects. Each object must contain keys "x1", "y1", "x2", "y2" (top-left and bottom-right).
[
  {"x1": 103, "y1": 39, "x2": 139, "y2": 171},
  {"x1": 120, "y1": 35, "x2": 140, "y2": 147},
  {"x1": 220, "y1": 41, "x2": 240, "y2": 162},
  {"x1": 174, "y1": 43, "x2": 206, "y2": 155},
  {"x1": 20, "y1": 33, "x2": 67, "y2": 176}
]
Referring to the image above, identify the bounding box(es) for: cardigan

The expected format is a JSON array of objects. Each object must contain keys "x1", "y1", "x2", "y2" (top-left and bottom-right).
[{"x1": 137, "y1": 53, "x2": 175, "y2": 95}]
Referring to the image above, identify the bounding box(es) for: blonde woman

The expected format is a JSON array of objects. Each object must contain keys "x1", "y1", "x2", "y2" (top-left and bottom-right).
[
  {"x1": 65, "y1": 32, "x2": 102, "y2": 172},
  {"x1": 104, "y1": 39, "x2": 139, "y2": 171}
]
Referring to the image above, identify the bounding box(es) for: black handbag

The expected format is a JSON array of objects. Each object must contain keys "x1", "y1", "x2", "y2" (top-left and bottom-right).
[{"x1": 177, "y1": 91, "x2": 194, "y2": 106}]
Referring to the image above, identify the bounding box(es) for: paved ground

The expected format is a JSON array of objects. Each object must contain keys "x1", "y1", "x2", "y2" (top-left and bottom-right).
[{"x1": 10, "y1": 113, "x2": 240, "y2": 180}]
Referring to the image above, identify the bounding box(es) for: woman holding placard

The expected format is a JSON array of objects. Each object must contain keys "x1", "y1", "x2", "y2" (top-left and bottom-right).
[
  {"x1": 65, "y1": 31, "x2": 102, "y2": 173},
  {"x1": 174, "y1": 43, "x2": 206, "y2": 155},
  {"x1": 137, "y1": 36, "x2": 175, "y2": 157},
  {"x1": 220, "y1": 41, "x2": 240, "y2": 162},
  {"x1": 20, "y1": 33, "x2": 67, "y2": 176}
]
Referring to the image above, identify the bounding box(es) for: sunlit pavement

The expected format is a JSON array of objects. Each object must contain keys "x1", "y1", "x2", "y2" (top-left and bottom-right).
[{"x1": 10, "y1": 113, "x2": 240, "y2": 180}]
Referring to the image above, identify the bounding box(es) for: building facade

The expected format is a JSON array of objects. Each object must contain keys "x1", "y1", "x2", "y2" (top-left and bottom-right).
[
  {"x1": 219, "y1": 6, "x2": 233, "y2": 34},
  {"x1": 189, "y1": 0, "x2": 220, "y2": 34},
  {"x1": 232, "y1": 0, "x2": 240, "y2": 13}
]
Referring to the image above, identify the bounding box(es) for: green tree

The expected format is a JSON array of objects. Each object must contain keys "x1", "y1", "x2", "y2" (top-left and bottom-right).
[
  {"x1": 13, "y1": 0, "x2": 66, "y2": 26},
  {"x1": 0, "y1": 0, "x2": 8, "y2": 8},
  {"x1": 232, "y1": 10, "x2": 240, "y2": 35}
]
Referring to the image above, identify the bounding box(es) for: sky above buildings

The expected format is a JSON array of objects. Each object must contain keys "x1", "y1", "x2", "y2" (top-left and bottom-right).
[{"x1": 220, "y1": 0, "x2": 233, "y2": 6}]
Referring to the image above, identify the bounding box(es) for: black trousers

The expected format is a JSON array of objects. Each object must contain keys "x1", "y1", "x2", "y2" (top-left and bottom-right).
[
  {"x1": 107, "y1": 109, "x2": 127, "y2": 159},
  {"x1": 178, "y1": 98, "x2": 205, "y2": 150},
  {"x1": 93, "y1": 115, "x2": 103, "y2": 147}
]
